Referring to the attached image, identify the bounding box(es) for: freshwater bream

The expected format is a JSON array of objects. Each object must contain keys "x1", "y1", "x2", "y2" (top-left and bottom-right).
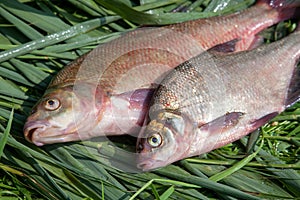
[
  {"x1": 136, "y1": 29, "x2": 300, "y2": 171},
  {"x1": 24, "y1": 0, "x2": 300, "y2": 146}
]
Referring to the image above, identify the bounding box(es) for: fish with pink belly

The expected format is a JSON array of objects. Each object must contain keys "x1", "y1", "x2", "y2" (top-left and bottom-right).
[
  {"x1": 136, "y1": 27, "x2": 300, "y2": 171},
  {"x1": 24, "y1": 0, "x2": 300, "y2": 146}
]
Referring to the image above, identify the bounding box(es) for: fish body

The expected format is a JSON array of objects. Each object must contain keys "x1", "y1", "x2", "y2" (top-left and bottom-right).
[
  {"x1": 24, "y1": 0, "x2": 300, "y2": 145},
  {"x1": 136, "y1": 29, "x2": 300, "y2": 171}
]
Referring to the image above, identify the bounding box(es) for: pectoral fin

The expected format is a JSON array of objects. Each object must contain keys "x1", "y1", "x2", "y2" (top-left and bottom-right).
[
  {"x1": 199, "y1": 112, "x2": 279, "y2": 136},
  {"x1": 285, "y1": 66, "x2": 300, "y2": 108},
  {"x1": 249, "y1": 112, "x2": 279, "y2": 129},
  {"x1": 198, "y1": 112, "x2": 244, "y2": 134}
]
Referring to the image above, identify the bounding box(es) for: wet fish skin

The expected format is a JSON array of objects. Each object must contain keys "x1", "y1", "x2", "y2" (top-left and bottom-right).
[
  {"x1": 24, "y1": 0, "x2": 300, "y2": 146},
  {"x1": 137, "y1": 29, "x2": 300, "y2": 171}
]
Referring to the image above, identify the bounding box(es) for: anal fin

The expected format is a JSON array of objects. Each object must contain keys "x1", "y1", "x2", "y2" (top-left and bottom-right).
[{"x1": 199, "y1": 112, "x2": 244, "y2": 134}]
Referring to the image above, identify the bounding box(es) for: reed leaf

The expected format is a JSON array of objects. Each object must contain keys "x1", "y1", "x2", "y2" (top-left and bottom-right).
[
  {"x1": 0, "y1": 109, "x2": 13, "y2": 158},
  {"x1": 0, "y1": 16, "x2": 119, "y2": 62},
  {"x1": 0, "y1": 0, "x2": 299, "y2": 199}
]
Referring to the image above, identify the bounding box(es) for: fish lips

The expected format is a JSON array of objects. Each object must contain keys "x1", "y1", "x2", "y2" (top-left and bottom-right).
[
  {"x1": 136, "y1": 152, "x2": 166, "y2": 171},
  {"x1": 24, "y1": 121, "x2": 49, "y2": 146},
  {"x1": 24, "y1": 121, "x2": 80, "y2": 146}
]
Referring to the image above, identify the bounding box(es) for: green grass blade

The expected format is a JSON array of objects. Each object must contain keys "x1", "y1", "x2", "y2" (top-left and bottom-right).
[
  {"x1": 179, "y1": 160, "x2": 207, "y2": 178},
  {"x1": 63, "y1": 170, "x2": 101, "y2": 199},
  {"x1": 134, "y1": 0, "x2": 184, "y2": 12},
  {"x1": 96, "y1": 0, "x2": 254, "y2": 25},
  {"x1": 129, "y1": 179, "x2": 154, "y2": 200},
  {"x1": 150, "y1": 184, "x2": 160, "y2": 200},
  {"x1": 42, "y1": 32, "x2": 121, "y2": 54},
  {"x1": 156, "y1": 169, "x2": 260, "y2": 200},
  {"x1": 23, "y1": 152, "x2": 70, "y2": 200},
  {"x1": 0, "y1": 78, "x2": 29, "y2": 100},
  {"x1": 0, "y1": 6, "x2": 43, "y2": 40},
  {"x1": 159, "y1": 185, "x2": 174, "y2": 200},
  {"x1": 66, "y1": 0, "x2": 106, "y2": 16},
  {"x1": 0, "y1": 63, "x2": 35, "y2": 87},
  {"x1": 10, "y1": 59, "x2": 48, "y2": 85},
  {"x1": 209, "y1": 139, "x2": 264, "y2": 182},
  {"x1": 0, "y1": 0, "x2": 69, "y2": 33},
  {"x1": 0, "y1": 16, "x2": 119, "y2": 62},
  {"x1": 258, "y1": 149, "x2": 300, "y2": 197},
  {"x1": 0, "y1": 108, "x2": 13, "y2": 158},
  {"x1": 101, "y1": 181, "x2": 104, "y2": 200},
  {"x1": 0, "y1": 1, "x2": 299, "y2": 199}
]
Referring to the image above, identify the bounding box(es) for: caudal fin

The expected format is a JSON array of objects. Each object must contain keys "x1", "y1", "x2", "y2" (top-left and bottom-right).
[
  {"x1": 285, "y1": 66, "x2": 300, "y2": 107},
  {"x1": 258, "y1": 0, "x2": 300, "y2": 8},
  {"x1": 258, "y1": 0, "x2": 300, "y2": 20}
]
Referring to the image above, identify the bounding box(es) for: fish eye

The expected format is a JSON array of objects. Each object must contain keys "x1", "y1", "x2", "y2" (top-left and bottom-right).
[
  {"x1": 147, "y1": 133, "x2": 162, "y2": 148},
  {"x1": 44, "y1": 98, "x2": 60, "y2": 111}
]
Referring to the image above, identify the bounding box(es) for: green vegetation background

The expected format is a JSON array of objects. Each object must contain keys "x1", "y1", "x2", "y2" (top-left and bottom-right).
[{"x1": 0, "y1": 0, "x2": 299, "y2": 199}]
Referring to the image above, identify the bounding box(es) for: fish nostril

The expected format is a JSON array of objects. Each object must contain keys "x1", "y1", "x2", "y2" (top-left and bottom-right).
[
  {"x1": 30, "y1": 107, "x2": 37, "y2": 115},
  {"x1": 136, "y1": 143, "x2": 144, "y2": 153}
]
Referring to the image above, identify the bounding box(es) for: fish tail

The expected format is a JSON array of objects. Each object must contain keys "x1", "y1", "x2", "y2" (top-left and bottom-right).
[
  {"x1": 257, "y1": 0, "x2": 300, "y2": 8},
  {"x1": 257, "y1": 0, "x2": 300, "y2": 19}
]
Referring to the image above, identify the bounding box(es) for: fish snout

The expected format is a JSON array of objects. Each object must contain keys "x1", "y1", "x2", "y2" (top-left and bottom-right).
[
  {"x1": 136, "y1": 153, "x2": 154, "y2": 171},
  {"x1": 136, "y1": 139, "x2": 155, "y2": 171},
  {"x1": 136, "y1": 161, "x2": 152, "y2": 171},
  {"x1": 23, "y1": 121, "x2": 49, "y2": 146},
  {"x1": 136, "y1": 153, "x2": 164, "y2": 171}
]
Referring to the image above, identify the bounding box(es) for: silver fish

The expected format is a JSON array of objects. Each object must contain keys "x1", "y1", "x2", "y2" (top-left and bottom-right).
[{"x1": 136, "y1": 28, "x2": 300, "y2": 171}]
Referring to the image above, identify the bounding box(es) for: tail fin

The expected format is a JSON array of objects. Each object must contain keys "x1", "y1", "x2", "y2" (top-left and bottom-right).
[
  {"x1": 285, "y1": 66, "x2": 300, "y2": 108},
  {"x1": 257, "y1": 0, "x2": 300, "y2": 20},
  {"x1": 258, "y1": 0, "x2": 300, "y2": 8}
]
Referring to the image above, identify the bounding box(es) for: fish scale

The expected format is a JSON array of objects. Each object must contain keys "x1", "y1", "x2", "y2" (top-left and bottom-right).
[
  {"x1": 154, "y1": 53, "x2": 230, "y2": 121},
  {"x1": 137, "y1": 29, "x2": 300, "y2": 171},
  {"x1": 50, "y1": 54, "x2": 87, "y2": 87},
  {"x1": 51, "y1": 1, "x2": 296, "y2": 91}
]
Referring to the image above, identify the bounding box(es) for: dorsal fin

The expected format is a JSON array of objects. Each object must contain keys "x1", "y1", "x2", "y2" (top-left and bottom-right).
[{"x1": 285, "y1": 66, "x2": 300, "y2": 108}]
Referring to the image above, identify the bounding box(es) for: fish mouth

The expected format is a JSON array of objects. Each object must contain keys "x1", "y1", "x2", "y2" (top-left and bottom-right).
[
  {"x1": 136, "y1": 162, "x2": 155, "y2": 171},
  {"x1": 24, "y1": 121, "x2": 80, "y2": 146},
  {"x1": 136, "y1": 154, "x2": 164, "y2": 171},
  {"x1": 137, "y1": 160, "x2": 163, "y2": 171}
]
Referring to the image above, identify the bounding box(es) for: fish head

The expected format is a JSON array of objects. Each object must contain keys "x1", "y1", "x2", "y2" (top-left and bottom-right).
[
  {"x1": 136, "y1": 110, "x2": 195, "y2": 171},
  {"x1": 24, "y1": 83, "x2": 102, "y2": 146}
]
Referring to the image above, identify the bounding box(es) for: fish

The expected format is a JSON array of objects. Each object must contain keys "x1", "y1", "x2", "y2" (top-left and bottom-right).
[
  {"x1": 24, "y1": 0, "x2": 300, "y2": 146},
  {"x1": 136, "y1": 27, "x2": 300, "y2": 171}
]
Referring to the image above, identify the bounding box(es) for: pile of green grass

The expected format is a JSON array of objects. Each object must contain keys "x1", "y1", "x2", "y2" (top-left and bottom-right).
[{"x1": 0, "y1": 0, "x2": 299, "y2": 199}]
